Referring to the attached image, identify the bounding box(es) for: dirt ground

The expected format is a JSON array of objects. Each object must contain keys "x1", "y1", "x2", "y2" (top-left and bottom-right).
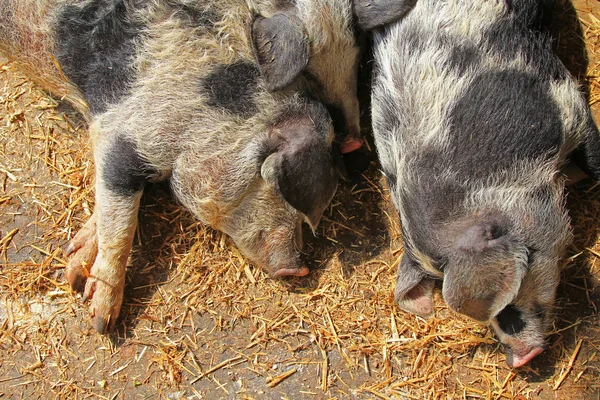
[{"x1": 1, "y1": 1, "x2": 600, "y2": 399}]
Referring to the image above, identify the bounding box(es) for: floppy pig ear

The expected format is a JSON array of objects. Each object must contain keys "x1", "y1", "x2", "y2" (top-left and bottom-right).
[
  {"x1": 251, "y1": 12, "x2": 309, "y2": 91},
  {"x1": 442, "y1": 221, "x2": 523, "y2": 321},
  {"x1": 261, "y1": 121, "x2": 338, "y2": 228},
  {"x1": 395, "y1": 252, "x2": 435, "y2": 317},
  {"x1": 571, "y1": 113, "x2": 600, "y2": 181},
  {"x1": 353, "y1": 0, "x2": 417, "y2": 30}
]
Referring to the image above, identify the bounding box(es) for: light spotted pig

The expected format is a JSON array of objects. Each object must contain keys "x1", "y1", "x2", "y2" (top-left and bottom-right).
[
  {"x1": 360, "y1": 0, "x2": 600, "y2": 367},
  {"x1": 0, "y1": 0, "x2": 362, "y2": 333}
]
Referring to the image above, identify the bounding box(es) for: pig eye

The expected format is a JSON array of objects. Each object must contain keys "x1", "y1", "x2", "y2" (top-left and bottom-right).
[
  {"x1": 485, "y1": 224, "x2": 506, "y2": 241},
  {"x1": 526, "y1": 247, "x2": 537, "y2": 268},
  {"x1": 294, "y1": 221, "x2": 304, "y2": 252}
]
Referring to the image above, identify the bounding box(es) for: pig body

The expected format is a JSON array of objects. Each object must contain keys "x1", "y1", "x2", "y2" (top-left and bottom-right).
[
  {"x1": 367, "y1": 0, "x2": 600, "y2": 367},
  {"x1": 0, "y1": 0, "x2": 361, "y2": 333}
]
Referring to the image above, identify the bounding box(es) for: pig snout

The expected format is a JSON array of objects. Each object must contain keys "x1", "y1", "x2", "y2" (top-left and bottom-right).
[
  {"x1": 271, "y1": 223, "x2": 309, "y2": 277},
  {"x1": 340, "y1": 112, "x2": 363, "y2": 154},
  {"x1": 505, "y1": 346, "x2": 544, "y2": 368},
  {"x1": 267, "y1": 224, "x2": 310, "y2": 278},
  {"x1": 230, "y1": 218, "x2": 311, "y2": 279},
  {"x1": 340, "y1": 130, "x2": 364, "y2": 154},
  {"x1": 493, "y1": 304, "x2": 546, "y2": 367},
  {"x1": 272, "y1": 266, "x2": 310, "y2": 278}
]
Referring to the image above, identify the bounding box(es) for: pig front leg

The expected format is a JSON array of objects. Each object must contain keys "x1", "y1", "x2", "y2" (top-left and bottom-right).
[{"x1": 65, "y1": 134, "x2": 148, "y2": 333}]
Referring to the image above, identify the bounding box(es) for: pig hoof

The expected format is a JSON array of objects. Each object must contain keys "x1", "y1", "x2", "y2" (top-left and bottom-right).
[
  {"x1": 84, "y1": 274, "x2": 122, "y2": 334},
  {"x1": 340, "y1": 135, "x2": 364, "y2": 154},
  {"x1": 272, "y1": 266, "x2": 310, "y2": 278},
  {"x1": 92, "y1": 314, "x2": 112, "y2": 335},
  {"x1": 65, "y1": 217, "x2": 98, "y2": 293},
  {"x1": 507, "y1": 346, "x2": 544, "y2": 368},
  {"x1": 66, "y1": 269, "x2": 88, "y2": 294}
]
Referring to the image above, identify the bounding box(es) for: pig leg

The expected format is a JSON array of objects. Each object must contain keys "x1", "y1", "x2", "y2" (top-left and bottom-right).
[
  {"x1": 66, "y1": 134, "x2": 147, "y2": 333},
  {"x1": 84, "y1": 187, "x2": 141, "y2": 333},
  {"x1": 394, "y1": 250, "x2": 435, "y2": 317}
]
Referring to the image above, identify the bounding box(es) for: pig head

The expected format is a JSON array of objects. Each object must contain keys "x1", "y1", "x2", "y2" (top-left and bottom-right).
[
  {"x1": 252, "y1": 0, "x2": 363, "y2": 152},
  {"x1": 361, "y1": 0, "x2": 600, "y2": 366}
]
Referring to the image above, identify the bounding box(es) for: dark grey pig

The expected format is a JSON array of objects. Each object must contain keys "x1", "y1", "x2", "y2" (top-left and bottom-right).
[
  {"x1": 0, "y1": 0, "x2": 361, "y2": 333},
  {"x1": 360, "y1": 0, "x2": 600, "y2": 367}
]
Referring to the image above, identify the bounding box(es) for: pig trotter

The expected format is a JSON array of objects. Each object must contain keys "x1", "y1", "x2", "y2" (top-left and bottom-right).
[
  {"x1": 85, "y1": 273, "x2": 120, "y2": 334},
  {"x1": 65, "y1": 215, "x2": 98, "y2": 293},
  {"x1": 78, "y1": 247, "x2": 129, "y2": 334}
]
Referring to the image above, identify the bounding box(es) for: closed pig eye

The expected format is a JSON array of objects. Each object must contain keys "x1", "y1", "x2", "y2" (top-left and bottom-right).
[
  {"x1": 525, "y1": 247, "x2": 538, "y2": 268},
  {"x1": 294, "y1": 220, "x2": 304, "y2": 252}
]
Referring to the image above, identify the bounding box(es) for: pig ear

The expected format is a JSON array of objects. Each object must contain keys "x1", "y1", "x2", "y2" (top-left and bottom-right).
[
  {"x1": 395, "y1": 252, "x2": 435, "y2": 317},
  {"x1": 353, "y1": 0, "x2": 417, "y2": 30},
  {"x1": 251, "y1": 13, "x2": 310, "y2": 91},
  {"x1": 442, "y1": 221, "x2": 523, "y2": 321},
  {"x1": 261, "y1": 124, "x2": 338, "y2": 228},
  {"x1": 571, "y1": 113, "x2": 600, "y2": 181}
]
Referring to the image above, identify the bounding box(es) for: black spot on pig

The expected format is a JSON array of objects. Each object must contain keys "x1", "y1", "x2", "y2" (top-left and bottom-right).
[
  {"x1": 484, "y1": 2, "x2": 567, "y2": 80},
  {"x1": 448, "y1": 70, "x2": 563, "y2": 177},
  {"x1": 509, "y1": 0, "x2": 555, "y2": 32},
  {"x1": 202, "y1": 62, "x2": 260, "y2": 117},
  {"x1": 54, "y1": 0, "x2": 143, "y2": 114},
  {"x1": 447, "y1": 44, "x2": 480, "y2": 75},
  {"x1": 496, "y1": 304, "x2": 526, "y2": 335},
  {"x1": 102, "y1": 136, "x2": 154, "y2": 196}
]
